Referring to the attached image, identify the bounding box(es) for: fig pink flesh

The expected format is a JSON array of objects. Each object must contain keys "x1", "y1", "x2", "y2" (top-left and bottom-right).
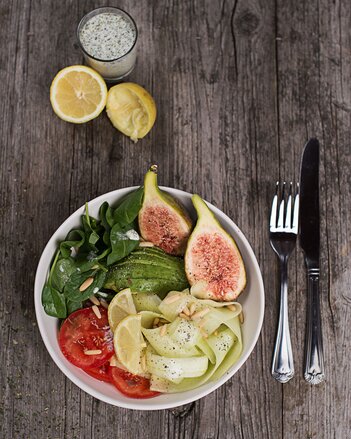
[
  {"x1": 187, "y1": 232, "x2": 241, "y2": 299},
  {"x1": 139, "y1": 205, "x2": 188, "y2": 255}
]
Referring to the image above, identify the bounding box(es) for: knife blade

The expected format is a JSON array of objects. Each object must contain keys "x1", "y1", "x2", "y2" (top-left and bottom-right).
[
  {"x1": 299, "y1": 138, "x2": 325, "y2": 384},
  {"x1": 299, "y1": 139, "x2": 320, "y2": 264}
]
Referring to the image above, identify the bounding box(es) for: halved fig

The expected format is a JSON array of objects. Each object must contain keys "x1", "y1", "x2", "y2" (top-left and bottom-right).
[
  {"x1": 185, "y1": 195, "x2": 246, "y2": 301},
  {"x1": 138, "y1": 165, "x2": 192, "y2": 255}
]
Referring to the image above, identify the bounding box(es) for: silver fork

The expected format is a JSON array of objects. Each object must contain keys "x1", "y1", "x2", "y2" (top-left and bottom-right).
[{"x1": 270, "y1": 181, "x2": 299, "y2": 383}]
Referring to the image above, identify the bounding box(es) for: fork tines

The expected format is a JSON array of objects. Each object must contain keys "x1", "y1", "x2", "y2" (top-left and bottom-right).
[{"x1": 270, "y1": 182, "x2": 299, "y2": 233}]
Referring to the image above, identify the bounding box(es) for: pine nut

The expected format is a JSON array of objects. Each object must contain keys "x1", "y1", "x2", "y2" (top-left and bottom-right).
[
  {"x1": 189, "y1": 303, "x2": 196, "y2": 315},
  {"x1": 79, "y1": 277, "x2": 94, "y2": 292},
  {"x1": 84, "y1": 349, "x2": 102, "y2": 355},
  {"x1": 92, "y1": 305, "x2": 101, "y2": 319},
  {"x1": 160, "y1": 325, "x2": 167, "y2": 336},
  {"x1": 99, "y1": 298, "x2": 109, "y2": 309},
  {"x1": 139, "y1": 241, "x2": 154, "y2": 247},
  {"x1": 89, "y1": 295, "x2": 100, "y2": 306},
  {"x1": 192, "y1": 308, "x2": 210, "y2": 320},
  {"x1": 182, "y1": 306, "x2": 190, "y2": 316},
  {"x1": 179, "y1": 312, "x2": 190, "y2": 321}
]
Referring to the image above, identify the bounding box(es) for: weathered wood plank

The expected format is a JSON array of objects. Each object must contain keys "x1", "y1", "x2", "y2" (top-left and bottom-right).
[{"x1": 275, "y1": 0, "x2": 351, "y2": 438}]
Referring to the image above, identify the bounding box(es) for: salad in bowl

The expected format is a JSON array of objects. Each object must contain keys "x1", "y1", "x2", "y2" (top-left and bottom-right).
[{"x1": 34, "y1": 166, "x2": 264, "y2": 409}]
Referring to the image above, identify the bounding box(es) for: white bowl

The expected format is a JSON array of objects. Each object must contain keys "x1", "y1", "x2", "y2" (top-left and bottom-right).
[{"x1": 34, "y1": 186, "x2": 264, "y2": 410}]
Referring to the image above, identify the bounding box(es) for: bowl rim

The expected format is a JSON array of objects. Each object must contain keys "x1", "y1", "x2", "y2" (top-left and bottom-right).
[{"x1": 34, "y1": 186, "x2": 264, "y2": 410}]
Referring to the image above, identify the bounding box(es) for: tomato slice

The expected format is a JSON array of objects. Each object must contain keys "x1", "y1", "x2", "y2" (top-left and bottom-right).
[
  {"x1": 59, "y1": 307, "x2": 114, "y2": 369},
  {"x1": 82, "y1": 362, "x2": 111, "y2": 383},
  {"x1": 109, "y1": 367, "x2": 160, "y2": 399}
]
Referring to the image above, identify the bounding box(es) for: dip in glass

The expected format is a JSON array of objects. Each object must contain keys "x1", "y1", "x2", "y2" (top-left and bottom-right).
[{"x1": 77, "y1": 7, "x2": 138, "y2": 81}]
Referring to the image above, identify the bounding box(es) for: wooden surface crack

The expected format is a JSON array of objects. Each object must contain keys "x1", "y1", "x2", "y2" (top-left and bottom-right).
[{"x1": 230, "y1": 0, "x2": 239, "y2": 79}]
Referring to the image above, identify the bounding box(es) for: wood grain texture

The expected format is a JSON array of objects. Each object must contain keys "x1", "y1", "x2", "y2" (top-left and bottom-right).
[{"x1": 0, "y1": 0, "x2": 350, "y2": 438}]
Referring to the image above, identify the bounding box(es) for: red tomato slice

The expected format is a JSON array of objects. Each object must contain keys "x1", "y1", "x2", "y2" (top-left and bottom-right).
[
  {"x1": 109, "y1": 367, "x2": 160, "y2": 399},
  {"x1": 59, "y1": 307, "x2": 114, "y2": 369},
  {"x1": 82, "y1": 362, "x2": 111, "y2": 383}
]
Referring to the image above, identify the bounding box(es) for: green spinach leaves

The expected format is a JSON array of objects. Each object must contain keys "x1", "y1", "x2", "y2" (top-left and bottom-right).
[
  {"x1": 112, "y1": 186, "x2": 144, "y2": 227},
  {"x1": 41, "y1": 187, "x2": 144, "y2": 318}
]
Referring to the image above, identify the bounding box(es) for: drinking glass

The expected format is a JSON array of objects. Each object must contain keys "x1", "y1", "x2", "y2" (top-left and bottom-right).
[{"x1": 77, "y1": 7, "x2": 138, "y2": 82}]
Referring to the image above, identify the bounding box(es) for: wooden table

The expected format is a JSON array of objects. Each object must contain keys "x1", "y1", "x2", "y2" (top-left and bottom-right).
[{"x1": 1, "y1": 1, "x2": 350, "y2": 438}]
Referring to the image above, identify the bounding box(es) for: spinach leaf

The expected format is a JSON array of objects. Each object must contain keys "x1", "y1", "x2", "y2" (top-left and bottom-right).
[
  {"x1": 92, "y1": 248, "x2": 111, "y2": 263},
  {"x1": 42, "y1": 285, "x2": 67, "y2": 318},
  {"x1": 82, "y1": 203, "x2": 98, "y2": 230},
  {"x1": 82, "y1": 213, "x2": 101, "y2": 236},
  {"x1": 113, "y1": 186, "x2": 144, "y2": 227},
  {"x1": 82, "y1": 221, "x2": 100, "y2": 251},
  {"x1": 60, "y1": 230, "x2": 85, "y2": 258},
  {"x1": 88, "y1": 231, "x2": 100, "y2": 245},
  {"x1": 107, "y1": 223, "x2": 140, "y2": 266},
  {"x1": 81, "y1": 203, "x2": 106, "y2": 252},
  {"x1": 64, "y1": 269, "x2": 107, "y2": 302},
  {"x1": 99, "y1": 202, "x2": 115, "y2": 246},
  {"x1": 41, "y1": 250, "x2": 68, "y2": 318},
  {"x1": 67, "y1": 299, "x2": 83, "y2": 314},
  {"x1": 99, "y1": 201, "x2": 115, "y2": 230},
  {"x1": 76, "y1": 257, "x2": 108, "y2": 273},
  {"x1": 51, "y1": 257, "x2": 76, "y2": 291},
  {"x1": 42, "y1": 191, "x2": 144, "y2": 320}
]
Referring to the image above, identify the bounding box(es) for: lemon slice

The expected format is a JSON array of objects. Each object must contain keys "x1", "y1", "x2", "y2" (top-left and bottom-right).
[
  {"x1": 114, "y1": 314, "x2": 145, "y2": 374},
  {"x1": 108, "y1": 288, "x2": 137, "y2": 332},
  {"x1": 106, "y1": 82, "x2": 156, "y2": 141},
  {"x1": 50, "y1": 65, "x2": 107, "y2": 123}
]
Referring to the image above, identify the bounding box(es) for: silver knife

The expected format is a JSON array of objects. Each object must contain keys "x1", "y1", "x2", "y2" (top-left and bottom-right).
[{"x1": 299, "y1": 138, "x2": 325, "y2": 384}]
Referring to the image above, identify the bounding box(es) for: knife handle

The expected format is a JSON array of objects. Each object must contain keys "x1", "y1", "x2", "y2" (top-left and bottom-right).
[
  {"x1": 271, "y1": 258, "x2": 294, "y2": 383},
  {"x1": 304, "y1": 269, "x2": 325, "y2": 384}
]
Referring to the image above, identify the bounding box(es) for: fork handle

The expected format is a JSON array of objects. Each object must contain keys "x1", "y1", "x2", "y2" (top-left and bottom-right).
[
  {"x1": 304, "y1": 269, "x2": 325, "y2": 384},
  {"x1": 271, "y1": 258, "x2": 294, "y2": 383}
]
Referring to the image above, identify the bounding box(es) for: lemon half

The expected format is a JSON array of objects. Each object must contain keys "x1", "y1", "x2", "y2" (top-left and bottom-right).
[
  {"x1": 106, "y1": 82, "x2": 156, "y2": 141},
  {"x1": 50, "y1": 65, "x2": 107, "y2": 123}
]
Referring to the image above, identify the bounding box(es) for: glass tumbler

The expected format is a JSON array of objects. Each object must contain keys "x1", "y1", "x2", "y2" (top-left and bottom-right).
[{"x1": 77, "y1": 6, "x2": 138, "y2": 82}]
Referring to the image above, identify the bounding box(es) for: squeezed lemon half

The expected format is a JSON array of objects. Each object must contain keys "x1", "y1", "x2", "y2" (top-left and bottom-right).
[
  {"x1": 106, "y1": 82, "x2": 156, "y2": 141},
  {"x1": 114, "y1": 314, "x2": 145, "y2": 375},
  {"x1": 50, "y1": 65, "x2": 107, "y2": 123}
]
